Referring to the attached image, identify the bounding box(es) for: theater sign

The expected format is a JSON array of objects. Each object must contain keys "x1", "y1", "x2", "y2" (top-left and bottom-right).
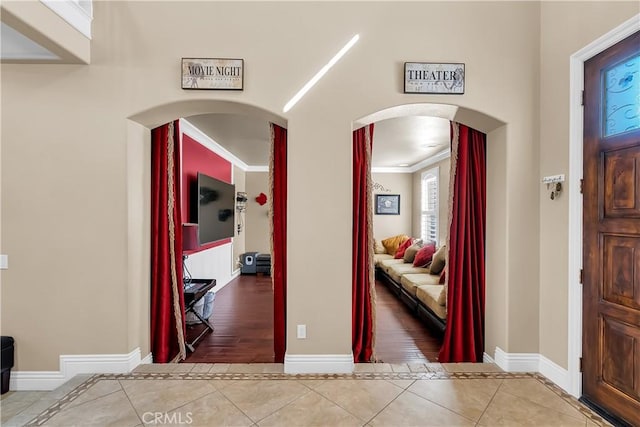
[{"x1": 404, "y1": 62, "x2": 465, "y2": 94}]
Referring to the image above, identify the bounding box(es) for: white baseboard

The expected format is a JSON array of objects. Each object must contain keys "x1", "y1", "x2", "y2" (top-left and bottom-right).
[
  {"x1": 10, "y1": 347, "x2": 142, "y2": 391},
  {"x1": 284, "y1": 353, "x2": 354, "y2": 374},
  {"x1": 140, "y1": 352, "x2": 153, "y2": 364},
  {"x1": 493, "y1": 347, "x2": 540, "y2": 372},
  {"x1": 211, "y1": 269, "x2": 241, "y2": 295},
  {"x1": 539, "y1": 354, "x2": 570, "y2": 392},
  {"x1": 491, "y1": 347, "x2": 570, "y2": 394},
  {"x1": 483, "y1": 352, "x2": 495, "y2": 364}
]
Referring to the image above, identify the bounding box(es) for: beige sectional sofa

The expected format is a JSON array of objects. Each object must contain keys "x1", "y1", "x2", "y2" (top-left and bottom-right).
[{"x1": 374, "y1": 246, "x2": 447, "y2": 336}]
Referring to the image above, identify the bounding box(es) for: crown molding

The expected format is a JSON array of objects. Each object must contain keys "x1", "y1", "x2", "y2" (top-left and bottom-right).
[
  {"x1": 372, "y1": 148, "x2": 451, "y2": 174},
  {"x1": 41, "y1": 0, "x2": 93, "y2": 39},
  {"x1": 180, "y1": 118, "x2": 252, "y2": 171},
  {"x1": 246, "y1": 166, "x2": 269, "y2": 173}
]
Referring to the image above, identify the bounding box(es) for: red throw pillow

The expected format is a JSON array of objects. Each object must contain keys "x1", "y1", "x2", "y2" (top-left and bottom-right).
[
  {"x1": 413, "y1": 242, "x2": 436, "y2": 267},
  {"x1": 439, "y1": 270, "x2": 446, "y2": 284},
  {"x1": 394, "y1": 238, "x2": 414, "y2": 259}
]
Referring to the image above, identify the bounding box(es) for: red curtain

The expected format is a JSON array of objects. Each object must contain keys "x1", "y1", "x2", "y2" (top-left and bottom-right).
[
  {"x1": 150, "y1": 120, "x2": 187, "y2": 363},
  {"x1": 439, "y1": 123, "x2": 486, "y2": 362},
  {"x1": 352, "y1": 123, "x2": 375, "y2": 362},
  {"x1": 271, "y1": 124, "x2": 287, "y2": 363}
]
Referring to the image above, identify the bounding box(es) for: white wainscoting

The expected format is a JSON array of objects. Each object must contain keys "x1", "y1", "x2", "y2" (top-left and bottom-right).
[
  {"x1": 184, "y1": 242, "x2": 238, "y2": 293},
  {"x1": 10, "y1": 348, "x2": 142, "y2": 391}
]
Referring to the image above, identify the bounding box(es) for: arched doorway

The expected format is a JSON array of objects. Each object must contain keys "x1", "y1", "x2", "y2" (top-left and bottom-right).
[
  {"x1": 352, "y1": 103, "x2": 505, "y2": 364},
  {"x1": 126, "y1": 100, "x2": 287, "y2": 363}
]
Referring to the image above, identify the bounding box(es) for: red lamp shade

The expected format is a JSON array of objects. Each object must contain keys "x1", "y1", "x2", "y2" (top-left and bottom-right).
[{"x1": 182, "y1": 223, "x2": 199, "y2": 252}]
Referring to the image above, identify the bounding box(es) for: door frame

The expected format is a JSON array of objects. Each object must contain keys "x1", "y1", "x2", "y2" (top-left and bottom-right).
[{"x1": 567, "y1": 14, "x2": 639, "y2": 399}]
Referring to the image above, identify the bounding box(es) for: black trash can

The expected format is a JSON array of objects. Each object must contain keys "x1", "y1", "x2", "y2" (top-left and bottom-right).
[{"x1": 1, "y1": 336, "x2": 15, "y2": 394}]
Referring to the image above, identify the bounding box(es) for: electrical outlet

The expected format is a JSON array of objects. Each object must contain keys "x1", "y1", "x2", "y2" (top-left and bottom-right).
[
  {"x1": 0, "y1": 255, "x2": 7, "y2": 270},
  {"x1": 297, "y1": 324, "x2": 307, "y2": 339}
]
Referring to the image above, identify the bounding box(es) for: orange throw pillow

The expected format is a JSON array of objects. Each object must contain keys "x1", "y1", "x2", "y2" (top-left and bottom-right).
[{"x1": 381, "y1": 234, "x2": 409, "y2": 256}]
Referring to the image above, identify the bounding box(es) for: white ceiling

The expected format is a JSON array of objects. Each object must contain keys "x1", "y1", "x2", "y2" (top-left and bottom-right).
[
  {"x1": 371, "y1": 116, "x2": 450, "y2": 168},
  {"x1": 0, "y1": 22, "x2": 60, "y2": 61},
  {"x1": 185, "y1": 113, "x2": 450, "y2": 170}
]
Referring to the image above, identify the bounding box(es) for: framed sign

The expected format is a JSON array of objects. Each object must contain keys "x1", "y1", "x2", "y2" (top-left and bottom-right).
[
  {"x1": 182, "y1": 58, "x2": 244, "y2": 90},
  {"x1": 375, "y1": 194, "x2": 400, "y2": 215},
  {"x1": 404, "y1": 62, "x2": 465, "y2": 94}
]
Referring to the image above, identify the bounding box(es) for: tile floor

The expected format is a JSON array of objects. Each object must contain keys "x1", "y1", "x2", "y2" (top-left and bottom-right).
[{"x1": 1, "y1": 363, "x2": 612, "y2": 426}]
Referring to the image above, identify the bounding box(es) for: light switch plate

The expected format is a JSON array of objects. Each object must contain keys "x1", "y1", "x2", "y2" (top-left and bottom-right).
[
  {"x1": 0, "y1": 255, "x2": 8, "y2": 270},
  {"x1": 297, "y1": 324, "x2": 307, "y2": 339}
]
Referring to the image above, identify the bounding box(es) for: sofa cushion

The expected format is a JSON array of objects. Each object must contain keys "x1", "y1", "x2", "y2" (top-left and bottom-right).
[
  {"x1": 374, "y1": 239, "x2": 386, "y2": 254},
  {"x1": 413, "y1": 242, "x2": 436, "y2": 267},
  {"x1": 381, "y1": 235, "x2": 409, "y2": 256},
  {"x1": 438, "y1": 282, "x2": 447, "y2": 306},
  {"x1": 373, "y1": 253, "x2": 393, "y2": 267},
  {"x1": 429, "y1": 244, "x2": 447, "y2": 275},
  {"x1": 402, "y1": 240, "x2": 424, "y2": 263},
  {"x1": 394, "y1": 238, "x2": 414, "y2": 259},
  {"x1": 379, "y1": 258, "x2": 405, "y2": 274},
  {"x1": 400, "y1": 273, "x2": 440, "y2": 297},
  {"x1": 416, "y1": 284, "x2": 447, "y2": 320},
  {"x1": 387, "y1": 263, "x2": 430, "y2": 283}
]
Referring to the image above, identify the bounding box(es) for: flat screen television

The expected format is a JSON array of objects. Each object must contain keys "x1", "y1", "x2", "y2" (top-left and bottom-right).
[{"x1": 192, "y1": 172, "x2": 235, "y2": 245}]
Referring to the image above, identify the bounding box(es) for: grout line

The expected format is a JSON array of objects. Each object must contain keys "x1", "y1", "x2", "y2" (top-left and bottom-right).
[
  {"x1": 363, "y1": 386, "x2": 405, "y2": 425},
  {"x1": 118, "y1": 378, "x2": 146, "y2": 427},
  {"x1": 213, "y1": 384, "x2": 257, "y2": 424},
  {"x1": 402, "y1": 380, "x2": 482, "y2": 424},
  {"x1": 473, "y1": 377, "x2": 503, "y2": 424},
  {"x1": 215, "y1": 377, "x2": 313, "y2": 424},
  {"x1": 311, "y1": 385, "x2": 370, "y2": 424}
]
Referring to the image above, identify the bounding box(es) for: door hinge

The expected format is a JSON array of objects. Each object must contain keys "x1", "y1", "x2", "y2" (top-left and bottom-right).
[
  {"x1": 581, "y1": 90, "x2": 584, "y2": 106},
  {"x1": 580, "y1": 179, "x2": 584, "y2": 194},
  {"x1": 579, "y1": 357, "x2": 583, "y2": 372},
  {"x1": 579, "y1": 269, "x2": 583, "y2": 284}
]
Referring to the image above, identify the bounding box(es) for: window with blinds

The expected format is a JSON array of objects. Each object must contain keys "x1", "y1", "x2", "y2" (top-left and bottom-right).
[{"x1": 421, "y1": 167, "x2": 439, "y2": 244}]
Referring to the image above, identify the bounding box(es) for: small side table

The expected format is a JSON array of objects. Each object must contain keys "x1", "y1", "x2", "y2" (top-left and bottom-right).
[{"x1": 183, "y1": 279, "x2": 216, "y2": 352}]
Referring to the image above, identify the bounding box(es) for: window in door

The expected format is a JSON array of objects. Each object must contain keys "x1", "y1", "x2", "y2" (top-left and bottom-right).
[{"x1": 421, "y1": 166, "x2": 439, "y2": 244}]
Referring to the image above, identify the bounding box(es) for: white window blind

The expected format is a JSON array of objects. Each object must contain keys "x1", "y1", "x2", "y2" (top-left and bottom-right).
[{"x1": 421, "y1": 167, "x2": 439, "y2": 244}]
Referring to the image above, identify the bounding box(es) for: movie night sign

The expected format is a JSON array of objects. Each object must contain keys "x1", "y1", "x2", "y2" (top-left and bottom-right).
[
  {"x1": 182, "y1": 58, "x2": 244, "y2": 90},
  {"x1": 404, "y1": 62, "x2": 465, "y2": 94}
]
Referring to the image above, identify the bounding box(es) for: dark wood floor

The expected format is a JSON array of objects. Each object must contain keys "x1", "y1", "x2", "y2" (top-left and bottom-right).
[
  {"x1": 184, "y1": 275, "x2": 442, "y2": 363},
  {"x1": 184, "y1": 274, "x2": 275, "y2": 363},
  {"x1": 374, "y1": 278, "x2": 442, "y2": 363}
]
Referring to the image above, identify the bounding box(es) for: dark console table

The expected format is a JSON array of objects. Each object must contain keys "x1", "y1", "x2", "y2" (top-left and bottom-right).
[{"x1": 183, "y1": 279, "x2": 216, "y2": 352}]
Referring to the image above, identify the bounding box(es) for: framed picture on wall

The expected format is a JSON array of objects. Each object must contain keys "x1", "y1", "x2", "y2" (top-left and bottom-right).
[{"x1": 375, "y1": 194, "x2": 400, "y2": 215}]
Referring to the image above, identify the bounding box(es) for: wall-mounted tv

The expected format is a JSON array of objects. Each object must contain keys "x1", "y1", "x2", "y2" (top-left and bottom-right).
[{"x1": 192, "y1": 172, "x2": 235, "y2": 245}]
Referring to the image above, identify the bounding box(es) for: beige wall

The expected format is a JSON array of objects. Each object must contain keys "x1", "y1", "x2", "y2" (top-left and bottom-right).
[
  {"x1": 126, "y1": 121, "x2": 151, "y2": 357},
  {"x1": 538, "y1": 2, "x2": 639, "y2": 368},
  {"x1": 412, "y1": 157, "x2": 451, "y2": 247},
  {"x1": 245, "y1": 172, "x2": 271, "y2": 255},
  {"x1": 1, "y1": 1, "x2": 637, "y2": 372},
  {"x1": 372, "y1": 173, "x2": 412, "y2": 241},
  {"x1": 232, "y1": 166, "x2": 246, "y2": 271}
]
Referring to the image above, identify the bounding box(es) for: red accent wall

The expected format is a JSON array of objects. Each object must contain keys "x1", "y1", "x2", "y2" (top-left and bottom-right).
[{"x1": 181, "y1": 133, "x2": 233, "y2": 253}]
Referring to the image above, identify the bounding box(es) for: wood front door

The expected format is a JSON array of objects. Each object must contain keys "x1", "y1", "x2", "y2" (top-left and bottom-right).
[{"x1": 583, "y1": 30, "x2": 640, "y2": 425}]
